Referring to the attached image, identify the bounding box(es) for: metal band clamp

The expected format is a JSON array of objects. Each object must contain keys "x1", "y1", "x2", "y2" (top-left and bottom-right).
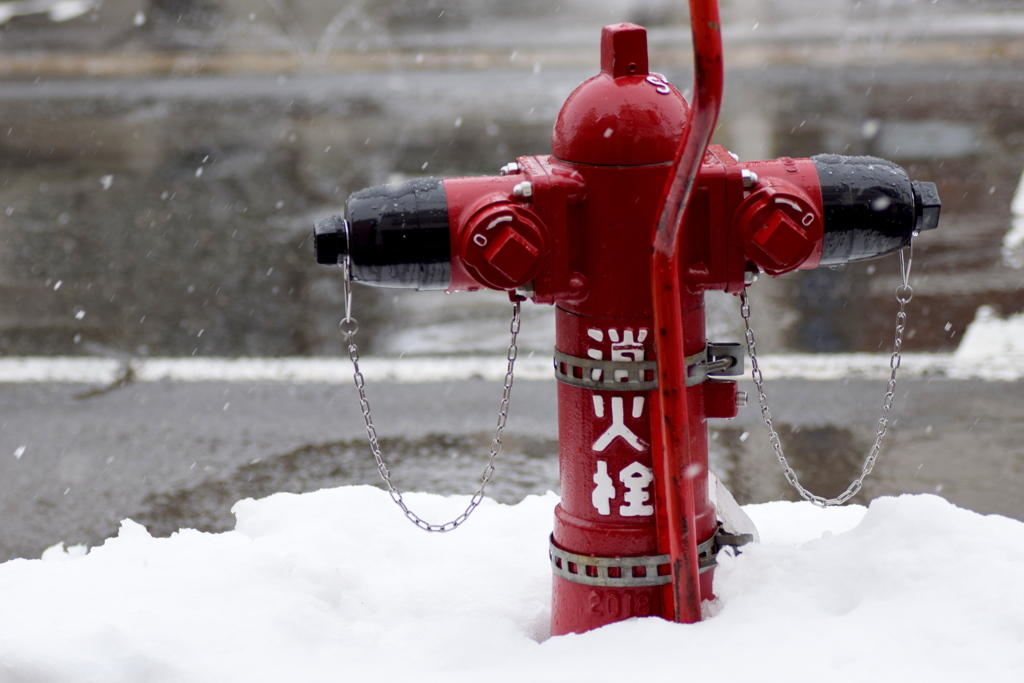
[
  {"x1": 549, "y1": 534, "x2": 718, "y2": 588},
  {"x1": 553, "y1": 350, "x2": 658, "y2": 391},
  {"x1": 553, "y1": 341, "x2": 743, "y2": 392}
]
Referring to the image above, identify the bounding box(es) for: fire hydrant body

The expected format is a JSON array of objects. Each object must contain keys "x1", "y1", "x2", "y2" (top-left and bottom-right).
[
  {"x1": 542, "y1": 29, "x2": 716, "y2": 633},
  {"x1": 314, "y1": 23, "x2": 940, "y2": 636}
]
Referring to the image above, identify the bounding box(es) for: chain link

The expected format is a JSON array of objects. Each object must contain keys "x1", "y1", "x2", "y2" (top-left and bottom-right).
[
  {"x1": 339, "y1": 257, "x2": 521, "y2": 531},
  {"x1": 740, "y1": 247, "x2": 914, "y2": 507}
]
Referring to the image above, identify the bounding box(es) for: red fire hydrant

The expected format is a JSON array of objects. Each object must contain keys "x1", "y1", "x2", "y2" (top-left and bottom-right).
[{"x1": 314, "y1": 18, "x2": 940, "y2": 635}]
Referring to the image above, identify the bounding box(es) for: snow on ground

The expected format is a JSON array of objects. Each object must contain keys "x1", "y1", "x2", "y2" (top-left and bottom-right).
[
  {"x1": 0, "y1": 0, "x2": 96, "y2": 25},
  {"x1": 0, "y1": 486, "x2": 1021, "y2": 682},
  {"x1": 1001, "y1": 165, "x2": 1024, "y2": 268},
  {"x1": 956, "y1": 305, "x2": 1024, "y2": 364},
  {"x1": 4, "y1": 346, "x2": 1024, "y2": 385}
]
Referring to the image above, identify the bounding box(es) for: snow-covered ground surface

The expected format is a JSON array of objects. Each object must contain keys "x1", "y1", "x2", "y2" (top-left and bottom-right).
[
  {"x1": 0, "y1": 0, "x2": 96, "y2": 26},
  {"x1": 1, "y1": 349, "x2": 1023, "y2": 384},
  {"x1": 0, "y1": 487, "x2": 1021, "y2": 681},
  {"x1": 1001, "y1": 165, "x2": 1024, "y2": 268}
]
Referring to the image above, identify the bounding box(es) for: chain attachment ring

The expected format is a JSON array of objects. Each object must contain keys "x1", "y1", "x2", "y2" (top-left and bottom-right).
[
  {"x1": 740, "y1": 245, "x2": 914, "y2": 507},
  {"x1": 339, "y1": 317, "x2": 359, "y2": 339}
]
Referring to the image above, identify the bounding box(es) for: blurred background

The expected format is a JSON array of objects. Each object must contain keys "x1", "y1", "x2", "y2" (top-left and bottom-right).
[
  {"x1": 1, "y1": 0, "x2": 1023, "y2": 559},
  {"x1": 2, "y1": 0, "x2": 1022, "y2": 358}
]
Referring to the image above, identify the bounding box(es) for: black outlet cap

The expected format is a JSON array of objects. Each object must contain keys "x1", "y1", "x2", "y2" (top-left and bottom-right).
[
  {"x1": 314, "y1": 214, "x2": 348, "y2": 265},
  {"x1": 912, "y1": 181, "x2": 941, "y2": 233},
  {"x1": 812, "y1": 154, "x2": 940, "y2": 266},
  {"x1": 342, "y1": 177, "x2": 451, "y2": 290}
]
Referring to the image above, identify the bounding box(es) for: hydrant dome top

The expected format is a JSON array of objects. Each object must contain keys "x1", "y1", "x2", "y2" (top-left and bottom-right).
[{"x1": 552, "y1": 24, "x2": 689, "y2": 166}]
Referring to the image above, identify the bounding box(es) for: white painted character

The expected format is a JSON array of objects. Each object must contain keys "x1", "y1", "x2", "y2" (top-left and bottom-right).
[
  {"x1": 592, "y1": 395, "x2": 647, "y2": 452},
  {"x1": 592, "y1": 460, "x2": 615, "y2": 516},
  {"x1": 619, "y1": 462, "x2": 655, "y2": 517},
  {"x1": 609, "y1": 328, "x2": 648, "y2": 381},
  {"x1": 586, "y1": 327, "x2": 649, "y2": 382},
  {"x1": 586, "y1": 328, "x2": 605, "y2": 381}
]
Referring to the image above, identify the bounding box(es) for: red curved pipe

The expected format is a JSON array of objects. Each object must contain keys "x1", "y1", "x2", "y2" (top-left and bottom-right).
[{"x1": 650, "y1": 0, "x2": 724, "y2": 623}]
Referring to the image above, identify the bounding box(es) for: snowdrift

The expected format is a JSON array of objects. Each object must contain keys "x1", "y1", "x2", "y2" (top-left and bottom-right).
[{"x1": 0, "y1": 487, "x2": 1021, "y2": 682}]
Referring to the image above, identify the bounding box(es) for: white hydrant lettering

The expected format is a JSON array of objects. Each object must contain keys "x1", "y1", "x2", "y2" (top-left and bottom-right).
[
  {"x1": 592, "y1": 460, "x2": 615, "y2": 516},
  {"x1": 592, "y1": 396, "x2": 647, "y2": 452},
  {"x1": 618, "y1": 462, "x2": 655, "y2": 517}
]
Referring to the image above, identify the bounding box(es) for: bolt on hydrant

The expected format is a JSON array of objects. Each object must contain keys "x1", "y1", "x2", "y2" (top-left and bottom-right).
[{"x1": 313, "y1": 2, "x2": 940, "y2": 636}]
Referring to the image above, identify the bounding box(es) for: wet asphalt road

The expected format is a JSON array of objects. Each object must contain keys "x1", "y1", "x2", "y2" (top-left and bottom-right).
[
  {"x1": 2, "y1": 374, "x2": 1021, "y2": 562},
  {"x1": 0, "y1": 378, "x2": 558, "y2": 560}
]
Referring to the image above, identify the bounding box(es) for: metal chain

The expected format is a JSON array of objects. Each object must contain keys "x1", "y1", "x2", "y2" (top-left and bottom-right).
[
  {"x1": 338, "y1": 256, "x2": 521, "y2": 532},
  {"x1": 740, "y1": 246, "x2": 914, "y2": 507}
]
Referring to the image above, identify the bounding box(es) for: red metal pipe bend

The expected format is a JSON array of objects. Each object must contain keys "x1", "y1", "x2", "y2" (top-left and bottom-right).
[{"x1": 650, "y1": 0, "x2": 724, "y2": 623}]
